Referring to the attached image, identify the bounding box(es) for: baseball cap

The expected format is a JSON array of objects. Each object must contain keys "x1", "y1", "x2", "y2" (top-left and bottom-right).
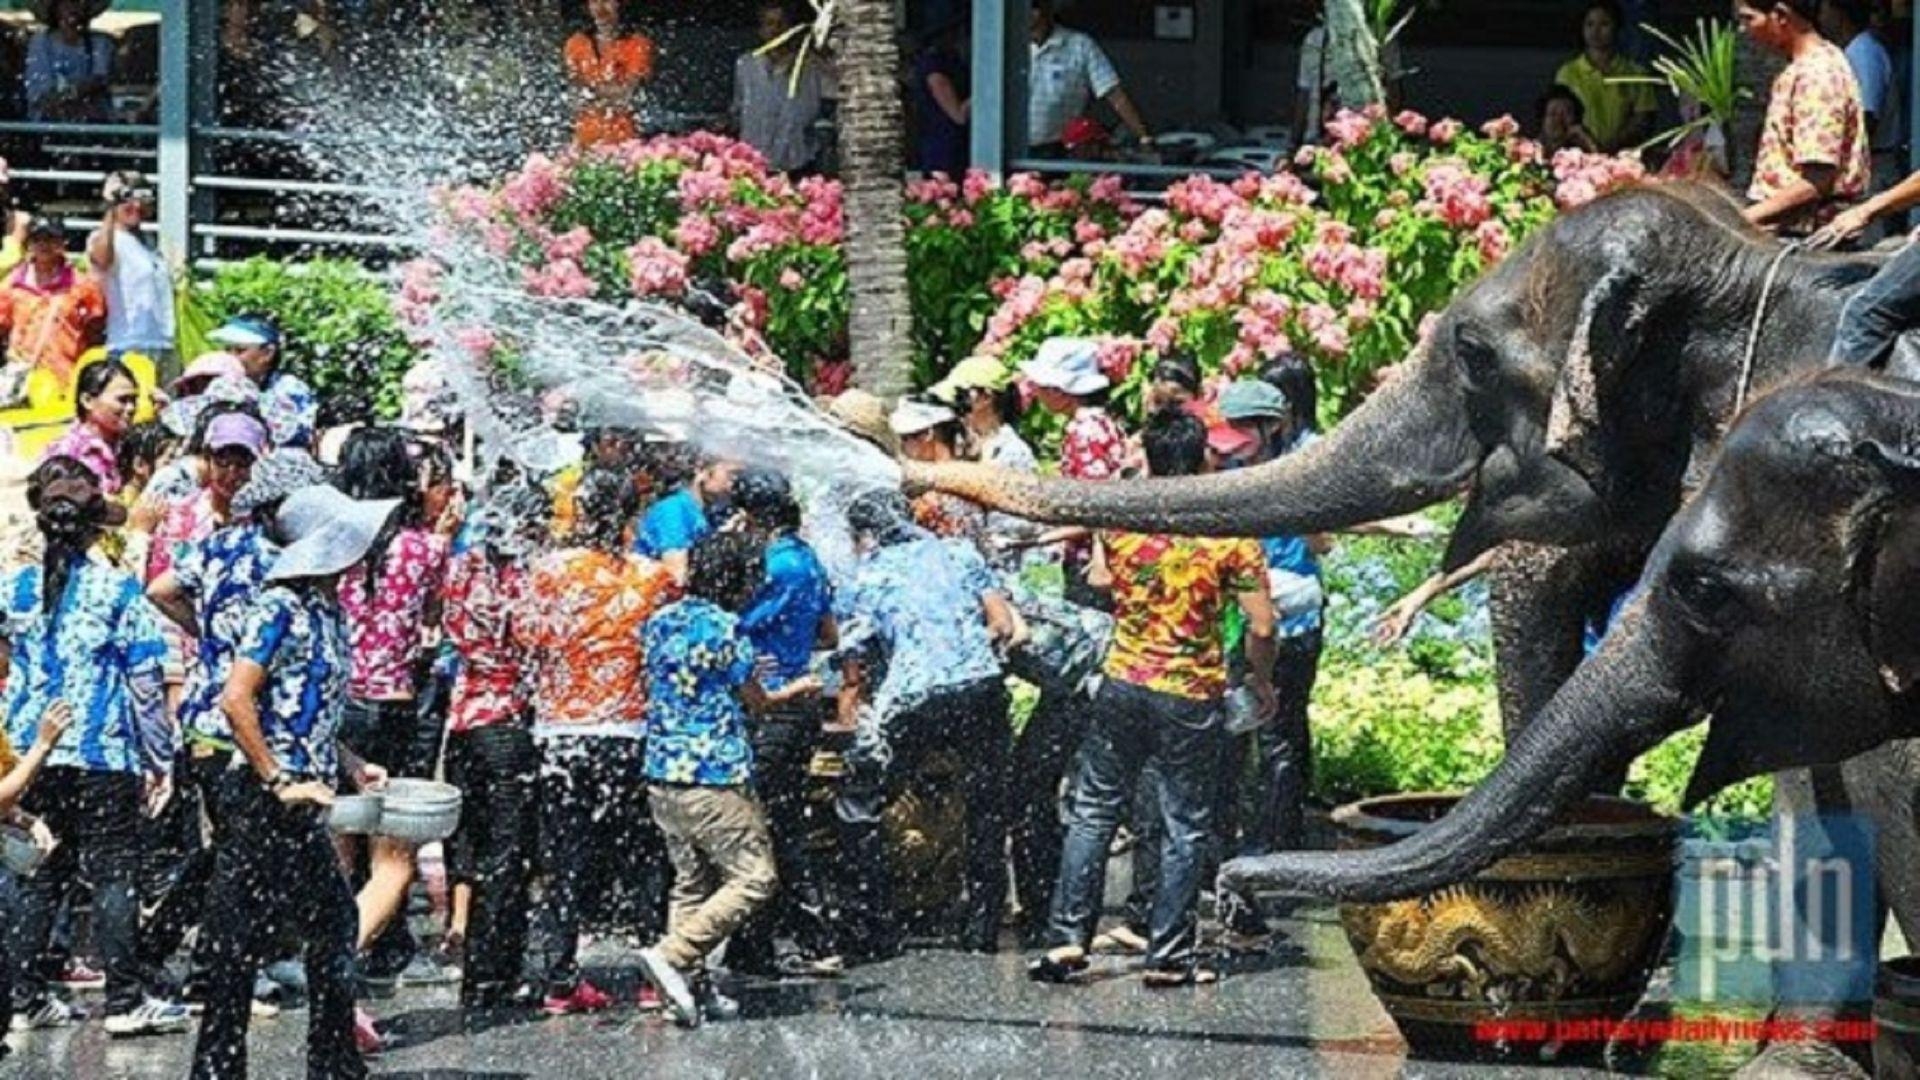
[
  {"x1": 1218, "y1": 380, "x2": 1290, "y2": 422},
  {"x1": 23, "y1": 216, "x2": 62, "y2": 242},
  {"x1": 929, "y1": 356, "x2": 1013, "y2": 404},
  {"x1": 1022, "y1": 337, "x2": 1109, "y2": 396},
  {"x1": 208, "y1": 316, "x2": 281, "y2": 350}
]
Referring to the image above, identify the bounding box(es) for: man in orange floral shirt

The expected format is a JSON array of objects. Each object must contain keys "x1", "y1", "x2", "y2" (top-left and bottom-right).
[
  {"x1": 517, "y1": 467, "x2": 679, "y2": 1016},
  {"x1": 1028, "y1": 408, "x2": 1278, "y2": 988},
  {"x1": 1739, "y1": 0, "x2": 1870, "y2": 235}
]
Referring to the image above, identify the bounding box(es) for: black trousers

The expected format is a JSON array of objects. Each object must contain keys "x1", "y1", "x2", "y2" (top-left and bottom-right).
[
  {"x1": 531, "y1": 736, "x2": 663, "y2": 995},
  {"x1": 1218, "y1": 630, "x2": 1323, "y2": 858},
  {"x1": 190, "y1": 770, "x2": 362, "y2": 1080},
  {"x1": 137, "y1": 749, "x2": 225, "y2": 981},
  {"x1": 8, "y1": 766, "x2": 145, "y2": 1015},
  {"x1": 733, "y1": 707, "x2": 838, "y2": 967},
  {"x1": 443, "y1": 724, "x2": 538, "y2": 1004},
  {"x1": 835, "y1": 677, "x2": 1011, "y2": 950}
]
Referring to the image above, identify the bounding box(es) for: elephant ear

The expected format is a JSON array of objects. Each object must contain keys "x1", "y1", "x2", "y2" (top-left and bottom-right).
[
  {"x1": 1545, "y1": 266, "x2": 1647, "y2": 487},
  {"x1": 1853, "y1": 441, "x2": 1920, "y2": 694}
]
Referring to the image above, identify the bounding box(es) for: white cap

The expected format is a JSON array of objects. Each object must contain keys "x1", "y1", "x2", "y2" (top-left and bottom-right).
[{"x1": 1021, "y1": 337, "x2": 1110, "y2": 395}]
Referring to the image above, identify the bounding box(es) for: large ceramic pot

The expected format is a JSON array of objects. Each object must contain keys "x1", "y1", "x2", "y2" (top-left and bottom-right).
[{"x1": 1333, "y1": 793, "x2": 1679, "y2": 1060}]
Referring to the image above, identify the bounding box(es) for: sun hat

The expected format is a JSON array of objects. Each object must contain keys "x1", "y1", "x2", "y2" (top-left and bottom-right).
[
  {"x1": 234, "y1": 449, "x2": 328, "y2": 517},
  {"x1": 928, "y1": 356, "x2": 1013, "y2": 404},
  {"x1": 169, "y1": 351, "x2": 248, "y2": 398},
  {"x1": 824, "y1": 389, "x2": 901, "y2": 457},
  {"x1": 1217, "y1": 379, "x2": 1290, "y2": 422},
  {"x1": 204, "y1": 412, "x2": 268, "y2": 457},
  {"x1": 207, "y1": 316, "x2": 281, "y2": 351},
  {"x1": 265, "y1": 485, "x2": 399, "y2": 583},
  {"x1": 889, "y1": 399, "x2": 958, "y2": 437},
  {"x1": 1022, "y1": 337, "x2": 1110, "y2": 396},
  {"x1": 28, "y1": 455, "x2": 126, "y2": 528},
  {"x1": 160, "y1": 372, "x2": 260, "y2": 439}
]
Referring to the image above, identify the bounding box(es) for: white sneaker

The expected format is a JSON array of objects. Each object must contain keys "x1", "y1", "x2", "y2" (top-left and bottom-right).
[
  {"x1": 103, "y1": 998, "x2": 193, "y2": 1038},
  {"x1": 9, "y1": 998, "x2": 81, "y2": 1032},
  {"x1": 637, "y1": 948, "x2": 699, "y2": 1029},
  {"x1": 250, "y1": 997, "x2": 281, "y2": 1019}
]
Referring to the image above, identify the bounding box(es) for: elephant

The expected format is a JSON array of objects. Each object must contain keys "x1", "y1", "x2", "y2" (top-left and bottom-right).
[
  {"x1": 909, "y1": 182, "x2": 1884, "y2": 732},
  {"x1": 1214, "y1": 368, "x2": 1920, "y2": 907}
]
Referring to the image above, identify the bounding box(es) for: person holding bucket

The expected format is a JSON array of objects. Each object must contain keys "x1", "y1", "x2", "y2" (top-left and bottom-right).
[{"x1": 190, "y1": 484, "x2": 394, "y2": 1079}]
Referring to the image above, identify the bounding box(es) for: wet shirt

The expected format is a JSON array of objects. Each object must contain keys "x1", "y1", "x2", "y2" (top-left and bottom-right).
[
  {"x1": 4, "y1": 561, "x2": 169, "y2": 774},
  {"x1": 442, "y1": 551, "x2": 529, "y2": 733},
  {"x1": 1749, "y1": 39, "x2": 1871, "y2": 233},
  {"x1": 41, "y1": 421, "x2": 120, "y2": 495},
  {"x1": 174, "y1": 523, "x2": 277, "y2": 743},
  {"x1": 1100, "y1": 532, "x2": 1264, "y2": 701},
  {"x1": 635, "y1": 487, "x2": 711, "y2": 560},
  {"x1": 337, "y1": 527, "x2": 446, "y2": 701},
  {"x1": 1259, "y1": 431, "x2": 1323, "y2": 637},
  {"x1": 840, "y1": 536, "x2": 1002, "y2": 720},
  {"x1": 1059, "y1": 407, "x2": 1128, "y2": 481},
  {"x1": 738, "y1": 532, "x2": 831, "y2": 691},
  {"x1": 642, "y1": 598, "x2": 757, "y2": 787},
  {"x1": 518, "y1": 547, "x2": 678, "y2": 734},
  {"x1": 236, "y1": 584, "x2": 350, "y2": 779}
]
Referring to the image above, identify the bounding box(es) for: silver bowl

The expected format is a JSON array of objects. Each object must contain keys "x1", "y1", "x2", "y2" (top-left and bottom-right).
[{"x1": 327, "y1": 794, "x2": 385, "y2": 835}]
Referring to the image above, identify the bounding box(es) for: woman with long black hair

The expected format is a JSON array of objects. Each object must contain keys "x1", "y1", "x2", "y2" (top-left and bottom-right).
[
  {"x1": 41, "y1": 356, "x2": 138, "y2": 494},
  {"x1": 2, "y1": 455, "x2": 188, "y2": 1036}
]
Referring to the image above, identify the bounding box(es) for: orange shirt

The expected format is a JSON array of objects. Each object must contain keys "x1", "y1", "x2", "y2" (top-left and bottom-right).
[
  {"x1": 0, "y1": 263, "x2": 104, "y2": 386},
  {"x1": 565, "y1": 32, "x2": 655, "y2": 147},
  {"x1": 517, "y1": 546, "x2": 677, "y2": 732}
]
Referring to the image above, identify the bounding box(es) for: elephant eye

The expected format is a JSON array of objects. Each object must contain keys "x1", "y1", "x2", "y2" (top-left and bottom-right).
[
  {"x1": 1453, "y1": 326, "x2": 1500, "y2": 383},
  {"x1": 1673, "y1": 564, "x2": 1741, "y2": 624}
]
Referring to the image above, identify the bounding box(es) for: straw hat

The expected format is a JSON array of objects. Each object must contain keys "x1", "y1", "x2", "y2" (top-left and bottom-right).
[{"x1": 824, "y1": 389, "x2": 900, "y2": 458}]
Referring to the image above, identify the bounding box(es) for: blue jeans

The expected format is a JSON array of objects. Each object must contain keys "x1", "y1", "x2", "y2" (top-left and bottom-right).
[
  {"x1": 1047, "y1": 679, "x2": 1221, "y2": 972},
  {"x1": 1829, "y1": 241, "x2": 1920, "y2": 368}
]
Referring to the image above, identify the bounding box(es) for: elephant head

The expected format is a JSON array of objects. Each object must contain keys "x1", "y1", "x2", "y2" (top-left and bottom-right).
[
  {"x1": 910, "y1": 184, "x2": 1863, "y2": 570},
  {"x1": 1221, "y1": 370, "x2": 1920, "y2": 903}
]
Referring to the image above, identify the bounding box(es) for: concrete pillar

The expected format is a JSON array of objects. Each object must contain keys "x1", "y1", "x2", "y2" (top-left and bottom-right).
[
  {"x1": 156, "y1": 0, "x2": 190, "y2": 259},
  {"x1": 969, "y1": 0, "x2": 1029, "y2": 176}
]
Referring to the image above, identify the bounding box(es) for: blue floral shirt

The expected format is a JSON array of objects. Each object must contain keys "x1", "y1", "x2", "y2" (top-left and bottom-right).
[
  {"x1": 174, "y1": 524, "x2": 278, "y2": 744},
  {"x1": 236, "y1": 584, "x2": 349, "y2": 779},
  {"x1": 1255, "y1": 432, "x2": 1325, "y2": 638},
  {"x1": 4, "y1": 562, "x2": 170, "y2": 774},
  {"x1": 634, "y1": 488, "x2": 711, "y2": 560},
  {"x1": 260, "y1": 370, "x2": 318, "y2": 449},
  {"x1": 738, "y1": 533, "x2": 831, "y2": 691},
  {"x1": 642, "y1": 598, "x2": 756, "y2": 787},
  {"x1": 839, "y1": 536, "x2": 1003, "y2": 721}
]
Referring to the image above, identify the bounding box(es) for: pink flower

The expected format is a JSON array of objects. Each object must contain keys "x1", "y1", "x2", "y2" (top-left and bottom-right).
[
  {"x1": 1474, "y1": 219, "x2": 1512, "y2": 263},
  {"x1": 1094, "y1": 339, "x2": 1142, "y2": 383},
  {"x1": 522, "y1": 258, "x2": 596, "y2": 299},
  {"x1": 1389, "y1": 152, "x2": 1416, "y2": 177},
  {"x1": 673, "y1": 214, "x2": 721, "y2": 257},
  {"x1": 454, "y1": 327, "x2": 498, "y2": 359},
  {"x1": 1507, "y1": 138, "x2": 1545, "y2": 166},
  {"x1": 1146, "y1": 317, "x2": 1181, "y2": 351},
  {"x1": 1008, "y1": 173, "x2": 1047, "y2": 200},
  {"x1": 1420, "y1": 159, "x2": 1493, "y2": 228},
  {"x1": 1088, "y1": 174, "x2": 1132, "y2": 210},
  {"x1": 810, "y1": 360, "x2": 853, "y2": 398},
  {"x1": 1074, "y1": 216, "x2": 1106, "y2": 245},
  {"x1": 1324, "y1": 110, "x2": 1373, "y2": 148},
  {"x1": 779, "y1": 267, "x2": 806, "y2": 290},
  {"x1": 501, "y1": 153, "x2": 566, "y2": 220},
  {"x1": 962, "y1": 170, "x2": 997, "y2": 204},
  {"x1": 627, "y1": 237, "x2": 691, "y2": 297},
  {"x1": 1480, "y1": 115, "x2": 1520, "y2": 140},
  {"x1": 677, "y1": 168, "x2": 731, "y2": 210},
  {"x1": 545, "y1": 226, "x2": 592, "y2": 262},
  {"x1": 1429, "y1": 118, "x2": 1463, "y2": 144},
  {"x1": 1393, "y1": 110, "x2": 1429, "y2": 137},
  {"x1": 948, "y1": 209, "x2": 975, "y2": 228}
]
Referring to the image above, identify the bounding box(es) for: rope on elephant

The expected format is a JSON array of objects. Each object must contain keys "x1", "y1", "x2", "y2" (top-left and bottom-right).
[{"x1": 1736, "y1": 240, "x2": 1805, "y2": 422}]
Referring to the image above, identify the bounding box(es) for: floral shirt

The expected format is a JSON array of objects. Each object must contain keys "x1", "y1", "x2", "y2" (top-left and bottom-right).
[
  {"x1": 237, "y1": 584, "x2": 350, "y2": 779},
  {"x1": 642, "y1": 598, "x2": 756, "y2": 787},
  {"x1": 339, "y1": 528, "x2": 448, "y2": 700},
  {"x1": 148, "y1": 489, "x2": 220, "y2": 583},
  {"x1": 1748, "y1": 39, "x2": 1870, "y2": 234},
  {"x1": 839, "y1": 535, "x2": 1002, "y2": 721},
  {"x1": 1100, "y1": 532, "x2": 1265, "y2": 700},
  {"x1": 911, "y1": 491, "x2": 991, "y2": 552},
  {"x1": 1059, "y1": 407, "x2": 1128, "y2": 481},
  {"x1": 517, "y1": 547, "x2": 678, "y2": 735},
  {"x1": 260, "y1": 370, "x2": 318, "y2": 450},
  {"x1": 3, "y1": 561, "x2": 169, "y2": 774},
  {"x1": 174, "y1": 523, "x2": 277, "y2": 743},
  {"x1": 41, "y1": 421, "x2": 120, "y2": 495},
  {"x1": 442, "y1": 551, "x2": 529, "y2": 733},
  {"x1": 738, "y1": 532, "x2": 831, "y2": 692}
]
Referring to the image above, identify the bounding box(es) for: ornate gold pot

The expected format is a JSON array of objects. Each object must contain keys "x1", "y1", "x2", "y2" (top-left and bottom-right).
[{"x1": 1333, "y1": 793, "x2": 1678, "y2": 1060}]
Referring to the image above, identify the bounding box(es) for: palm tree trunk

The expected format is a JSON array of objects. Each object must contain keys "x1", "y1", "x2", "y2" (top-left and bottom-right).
[
  {"x1": 833, "y1": 0, "x2": 914, "y2": 399},
  {"x1": 1729, "y1": 32, "x2": 1782, "y2": 190}
]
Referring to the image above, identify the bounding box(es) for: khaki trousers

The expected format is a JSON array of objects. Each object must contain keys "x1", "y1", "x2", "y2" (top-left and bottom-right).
[{"x1": 649, "y1": 784, "x2": 779, "y2": 971}]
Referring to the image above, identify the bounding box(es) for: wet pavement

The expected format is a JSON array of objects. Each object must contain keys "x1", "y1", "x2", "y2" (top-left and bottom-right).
[{"x1": 1, "y1": 905, "x2": 1650, "y2": 1079}]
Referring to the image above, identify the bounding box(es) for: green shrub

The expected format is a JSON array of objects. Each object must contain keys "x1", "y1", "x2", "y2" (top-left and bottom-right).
[{"x1": 193, "y1": 257, "x2": 422, "y2": 419}]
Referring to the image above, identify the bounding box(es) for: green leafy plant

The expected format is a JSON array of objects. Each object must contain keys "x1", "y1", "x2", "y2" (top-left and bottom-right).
[
  {"x1": 1613, "y1": 19, "x2": 1748, "y2": 150},
  {"x1": 195, "y1": 257, "x2": 421, "y2": 418}
]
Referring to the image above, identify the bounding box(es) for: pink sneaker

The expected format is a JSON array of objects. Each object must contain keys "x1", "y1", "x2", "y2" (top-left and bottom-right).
[
  {"x1": 54, "y1": 959, "x2": 106, "y2": 990},
  {"x1": 636, "y1": 984, "x2": 663, "y2": 1012},
  {"x1": 542, "y1": 980, "x2": 614, "y2": 1016},
  {"x1": 353, "y1": 1008, "x2": 384, "y2": 1056}
]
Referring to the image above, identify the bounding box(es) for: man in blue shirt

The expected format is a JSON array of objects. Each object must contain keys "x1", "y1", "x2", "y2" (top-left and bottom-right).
[
  {"x1": 634, "y1": 451, "x2": 741, "y2": 585},
  {"x1": 726, "y1": 470, "x2": 841, "y2": 976},
  {"x1": 833, "y1": 489, "x2": 1017, "y2": 957}
]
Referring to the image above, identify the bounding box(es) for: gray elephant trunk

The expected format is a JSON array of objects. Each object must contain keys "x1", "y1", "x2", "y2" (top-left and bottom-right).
[
  {"x1": 910, "y1": 349, "x2": 1478, "y2": 537},
  {"x1": 1221, "y1": 609, "x2": 1686, "y2": 903}
]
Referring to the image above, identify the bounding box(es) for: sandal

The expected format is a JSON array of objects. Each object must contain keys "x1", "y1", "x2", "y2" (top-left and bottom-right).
[
  {"x1": 1142, "y1": 965, "x2": 1219, "y2": 988},
  {"x1": 1025, "y1": 947, "x2": 1089, "y2": 984}
]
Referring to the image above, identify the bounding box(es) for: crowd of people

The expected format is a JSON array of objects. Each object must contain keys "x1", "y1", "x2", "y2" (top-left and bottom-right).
[{"x1": 0, "y1": 307, "x2": 1368, "y2": 1075}]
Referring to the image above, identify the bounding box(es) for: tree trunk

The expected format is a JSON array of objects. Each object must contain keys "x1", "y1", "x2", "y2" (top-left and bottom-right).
[
  {"x1": 833, "y1": 0, "x2": 915, "y2": 400},
  {"x1": 1729, "y1": 31, "x2": 1782, "y2": 190}
]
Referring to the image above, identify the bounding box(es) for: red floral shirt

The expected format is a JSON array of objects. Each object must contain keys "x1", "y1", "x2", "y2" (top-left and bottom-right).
[
  {"x1": 442, "y1": 551, "x2": 529, "y2": 733},
  {"x1": 339, "y1": 527, "x2": 449, "y2": 700},
  {"x1": 1100, "y1": 531, "x2": 1265, "y2": 700},
  {"x1": 1748, "y1": 39, "x2": 1869, "y2": 233},
  {"x1": 1059, "y1": 407, "x2": 1128, "y2": 481}
]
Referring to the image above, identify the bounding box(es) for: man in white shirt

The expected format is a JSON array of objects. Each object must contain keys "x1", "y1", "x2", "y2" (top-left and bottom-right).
[
  {"x1": 733, "y1": 1, "x2": 834, "y2": 174},
  {"x1": 1027, "y1": 2, "x2": 1150, "y2": 155}
]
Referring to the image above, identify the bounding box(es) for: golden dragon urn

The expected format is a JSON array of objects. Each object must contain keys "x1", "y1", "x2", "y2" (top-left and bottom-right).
[{"x1": 1332, "y1": 793, "x2": 1679, "y2": 1060}]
